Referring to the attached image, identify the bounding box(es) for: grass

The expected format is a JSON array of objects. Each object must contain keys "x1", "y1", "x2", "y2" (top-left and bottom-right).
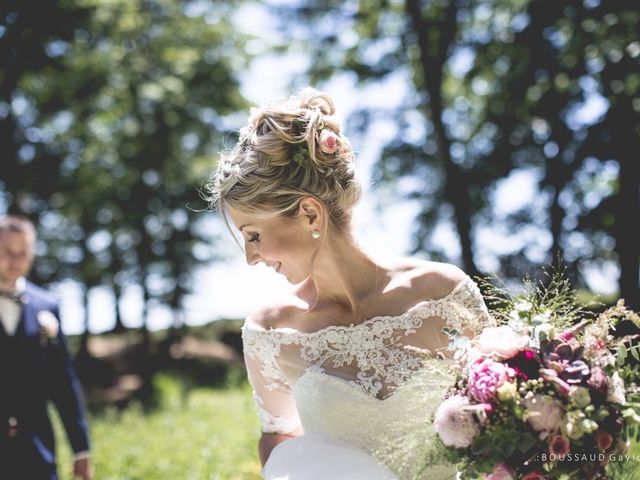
[
  {"x1": 51, "y1": 374, "x2": 640, "y2": 479},
  {"x1": 53, "y1": 375, "x2": 262, "y2": 480}
]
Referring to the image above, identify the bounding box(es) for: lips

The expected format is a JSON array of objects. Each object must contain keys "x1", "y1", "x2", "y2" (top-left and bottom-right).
[{"x1": 272, "y1": 262, "x2": 281, "y2": 273}]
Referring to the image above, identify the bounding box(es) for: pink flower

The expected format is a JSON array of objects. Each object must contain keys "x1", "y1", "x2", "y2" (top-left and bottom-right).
[
  {"x1": 557, "y1": 330, "x2": 575, "y2": 342},
  {"x1": 596, "y1": 431, "x2": 613, "y2": 451},
  {"x1": 522, "y1": 472, "x2": 546, "y2": 480},
  {"x1": 588, "y1": 365, "x2": 609, "y2": 393},
  {"x1": 318, "y1": 129, "x2": 338, "y2": 154},
  {"x1": 607, "y1": 371, "x2": 626, "y2": 405},
  {"x1": 539, "y1": 368, "x2": 571, "y2": 396},
  {"x1": 523, "y1": 395, "x2": 563, "y2": 433},
  {"x1": 434, "y1": 395, "x2": 481, "y2": 448},
  {"x1": 548, "y1": 434, "x2": 570, "y2": 456},
  {"x1": 477, "y1": 325, "x2": 529, "y2": 359},
  {"x1": 484, "y1": 463, "x2": 516, "y2": 480},
  {"x1": 468, "y1": 358, "x2": 516, "y2": 403},
  {"x1": 462, "y1": 402, "x2": 494, "y2": 426}
]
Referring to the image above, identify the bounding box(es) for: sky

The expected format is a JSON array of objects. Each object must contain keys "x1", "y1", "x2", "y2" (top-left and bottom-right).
[{"x1": 48, "y1": 1, "x2": 618, "y2": 334}]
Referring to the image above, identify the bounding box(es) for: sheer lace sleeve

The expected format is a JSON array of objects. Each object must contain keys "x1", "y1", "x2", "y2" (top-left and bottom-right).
[
  {"x1": 242, "y1": 322, "x2": 302, "y2": 435},
  {"x1": 444, "y1": 277, "x2": 495, "y2": 336}
]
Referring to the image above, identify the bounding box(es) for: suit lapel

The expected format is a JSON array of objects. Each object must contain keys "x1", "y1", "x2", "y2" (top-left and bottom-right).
[{"x1": 19, "y1": 288, "x2": 39, "y2": 338}]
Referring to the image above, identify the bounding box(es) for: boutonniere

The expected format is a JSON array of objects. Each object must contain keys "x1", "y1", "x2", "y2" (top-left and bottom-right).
[{"x1": 37, "y1": 310, "x2": 59, "y2": 346}]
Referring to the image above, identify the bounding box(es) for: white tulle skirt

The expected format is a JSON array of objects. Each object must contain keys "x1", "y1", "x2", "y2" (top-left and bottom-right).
[{"x1": 262, "y1": 432, "x2": 398, "y2": 480}]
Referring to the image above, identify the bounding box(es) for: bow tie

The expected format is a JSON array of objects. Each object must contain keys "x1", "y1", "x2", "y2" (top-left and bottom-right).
[{"x1": 0, "y1": 290, "x2": 24, "y2": 304}]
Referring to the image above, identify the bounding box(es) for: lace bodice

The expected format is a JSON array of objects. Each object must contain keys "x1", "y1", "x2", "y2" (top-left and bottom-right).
[{"x1": 242, "y1": 277, "x2": 494, "y2": 478}]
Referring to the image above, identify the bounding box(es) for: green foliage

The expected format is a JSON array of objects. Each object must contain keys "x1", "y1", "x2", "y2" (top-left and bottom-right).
[
  {"x1": 52, "y1": 376, "x2": 262, "y2": 479},
  {"x1": 1, "y1": 0, "x2": 252, "y2": 333},
  {"x1": 272, "y1": 0, "x2": 640, "y2": 304},
  {"x1": 478, "y1": 267, "x2": 593, "y2": 333}
]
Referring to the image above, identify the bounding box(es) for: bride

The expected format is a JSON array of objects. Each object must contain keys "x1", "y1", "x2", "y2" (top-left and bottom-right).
[{"x1": 206, "y1": 88, "x2": 494, "y2": 479}]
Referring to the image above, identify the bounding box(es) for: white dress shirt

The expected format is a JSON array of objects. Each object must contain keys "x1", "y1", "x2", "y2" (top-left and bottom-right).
[{"x1": 0, "y1": 277, "x2": 25, "y2": 336}]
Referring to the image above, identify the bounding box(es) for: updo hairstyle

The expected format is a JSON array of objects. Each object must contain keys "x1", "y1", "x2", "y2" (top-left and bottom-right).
[{"x1": 206, "y1": 88, "x2": 361, "y2": 233}]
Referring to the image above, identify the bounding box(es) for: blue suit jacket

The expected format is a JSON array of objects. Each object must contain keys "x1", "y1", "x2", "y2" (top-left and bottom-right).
[{"x1": 0, "y1": 280, "x2": 90, "y2": 478}]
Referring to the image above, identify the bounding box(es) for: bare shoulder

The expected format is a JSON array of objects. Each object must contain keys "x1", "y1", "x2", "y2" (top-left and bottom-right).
[
  {"x1": 245, "y1": 296, "x2": 307, "y2": 331},
  {"x1": 383, "y1": 258, "x2": 469, "y2": 301}
]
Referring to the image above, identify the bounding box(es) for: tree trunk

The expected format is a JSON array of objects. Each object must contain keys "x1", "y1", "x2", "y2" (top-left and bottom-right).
[
  {"x1": 617, "y1": 157, "x2": 640, "y2": 309},
  {"x1": 110, "y1": 283, "x2": 127, "y2": 333},
  {"x1": 405, "y1": 0, "x2": 479, "y2": 276},
  {"x1": 140, "y1": 279, "x2": 150, "y2": 342}
]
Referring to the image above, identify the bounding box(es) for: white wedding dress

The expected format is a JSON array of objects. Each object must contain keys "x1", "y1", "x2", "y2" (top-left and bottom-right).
[{"x1": 242, "y1": 277, "x2": 494, "y2": 480}]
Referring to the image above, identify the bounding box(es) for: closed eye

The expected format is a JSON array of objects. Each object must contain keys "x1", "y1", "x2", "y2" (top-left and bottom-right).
[{"x1": 247, "y1": 233, "x2": 260, "y2": 243}]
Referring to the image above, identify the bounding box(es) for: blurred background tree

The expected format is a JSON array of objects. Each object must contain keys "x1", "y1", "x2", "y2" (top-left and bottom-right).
[
  {"x1": 270, "y1": 0, "x2": 639, "y2": 308},
  {"x1": 1, "y1": 2, "x2": 639, "y2": 475},
  {"x1": 1, "y1": 0, "x2": 638, "y2": 402},
  {"x1": 1, "y1": 0, "x2": 249, "y2": 341}
]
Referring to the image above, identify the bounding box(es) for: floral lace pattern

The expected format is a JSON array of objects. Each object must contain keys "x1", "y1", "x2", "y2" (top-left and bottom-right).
[
  {"x1": 242, "y1": 277, "x2": 495, "y2": 476},
  {"x1": 242, "y1": 277, "x2": 492, "y2": 399}
]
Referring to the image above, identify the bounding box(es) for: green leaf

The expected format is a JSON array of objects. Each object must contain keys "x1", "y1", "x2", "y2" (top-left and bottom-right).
[
  {"x1": 516, "y1": 433, "x2": 537, "y2": 453},
  {"x1": 470, "y1": 435, "x2": 492, "y2": 455},
  {"x1": 617, "y1": 345, "x2": 628, "y2": 365},
  {"x1": 497, "y1": 440, "x2": 515, "y2": 457},
  {"x1": 622, "y1": 408, "x2": 640, "y2": 424}
]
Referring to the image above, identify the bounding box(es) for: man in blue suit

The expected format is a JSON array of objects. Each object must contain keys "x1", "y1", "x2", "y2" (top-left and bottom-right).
[{"x1": 0, "y1": 215, "x2": 92, "y2": 480}]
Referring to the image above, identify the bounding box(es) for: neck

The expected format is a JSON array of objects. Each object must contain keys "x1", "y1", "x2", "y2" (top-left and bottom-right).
[
  {"x1": 303, "y1": 232, "x2": 383, "y2": 314},
  {"x1": 0, "y1": 277, "x2": 21, "y2": 293}
]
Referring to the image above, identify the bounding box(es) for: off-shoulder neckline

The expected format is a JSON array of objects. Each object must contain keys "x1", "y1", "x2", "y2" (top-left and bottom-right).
[{"x1": 243, "y1": 276, "x2": 476, "y2": 338}]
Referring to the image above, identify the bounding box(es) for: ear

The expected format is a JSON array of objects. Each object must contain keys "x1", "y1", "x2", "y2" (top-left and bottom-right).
[{"x1": 298, "y1": 197, "x2": 324, "y2": 229}]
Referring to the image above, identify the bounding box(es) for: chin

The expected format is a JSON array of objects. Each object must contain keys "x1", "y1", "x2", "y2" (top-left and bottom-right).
[{"x1": 283, "y1": 271, "x2": 305, "y2": 285}]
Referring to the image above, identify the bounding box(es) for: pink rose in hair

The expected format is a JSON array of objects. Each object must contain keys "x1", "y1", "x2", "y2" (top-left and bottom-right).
[{"x1": 319, "y1": 129, "x2": 338, "y2": 154}]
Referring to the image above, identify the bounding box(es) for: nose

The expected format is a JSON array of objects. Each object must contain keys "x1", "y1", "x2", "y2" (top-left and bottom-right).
[{"x1": 244, "y1": 243, "x2": 261, "y2": 266}]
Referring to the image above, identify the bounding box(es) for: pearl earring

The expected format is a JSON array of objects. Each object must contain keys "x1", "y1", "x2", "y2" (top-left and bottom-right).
[{"x1": 311, "y1": 230, "x2": 321, "y2": 239}]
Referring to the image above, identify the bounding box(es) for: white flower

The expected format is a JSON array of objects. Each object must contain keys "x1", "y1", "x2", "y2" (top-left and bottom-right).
[
  {"x1": 37, "y1": 310, "x2": 59, "y2": 338},
  {"x1": 607, "y1": 371, "x2": 626, "y2": 405},
  {"x1": 497, "y1": 381, "x2": 518, "y2": 401},
  {"x1": 534, "y1": 323, "x2": 556, "y2": 342},
  {"x1": 560, "y1": 410, "x2": 597, "y2": 440},
  {"x1": 523, "y1": 394, "x2": 563, "y2": 434},
  {"x1": 435, "y1": 395, "x2": 480, "y2": 448},
  {"x1": 477, "y1": 325, "x2": 530, "y2": 359},
  {"x1": 569, "y1": 386, "x2": 591, "y2": 409},
  {"x1": 507, "y1": 311, "x2": 525, "y2": 332},
  {"x1": 515, "y1": 300, "x2": 533, "y2": 312},
  {"x1": 532, "y1": 311, "x2": 552, "y2": 325}
]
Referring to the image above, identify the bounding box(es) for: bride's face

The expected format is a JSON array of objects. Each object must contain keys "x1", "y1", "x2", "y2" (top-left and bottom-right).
[{"x1": 226, "y1": 206, "x2": 319, "y2": 284}]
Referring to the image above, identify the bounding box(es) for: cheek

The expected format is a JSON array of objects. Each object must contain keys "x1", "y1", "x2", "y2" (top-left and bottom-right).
[{"x1": 269, "y1": 235, "x2": 309, "y2": 260}]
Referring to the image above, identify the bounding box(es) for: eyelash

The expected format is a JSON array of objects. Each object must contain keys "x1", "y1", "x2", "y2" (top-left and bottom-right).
[{"x1": 247, "y1": 233, "x2": 260, "y2": 243}]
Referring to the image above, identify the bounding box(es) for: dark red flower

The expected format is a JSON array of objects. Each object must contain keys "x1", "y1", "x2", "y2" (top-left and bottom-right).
[
  {"x1": 596, "y1": 431, "x2": 613, "y2": 451},
  {"x1": 506, "y1": 349, "x2": 541, "y2": 380}
]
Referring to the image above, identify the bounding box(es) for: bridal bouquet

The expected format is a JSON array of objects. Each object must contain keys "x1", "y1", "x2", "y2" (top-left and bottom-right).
[{"x1": 435, "y1": 275, "x2": 640, "y2": 479}]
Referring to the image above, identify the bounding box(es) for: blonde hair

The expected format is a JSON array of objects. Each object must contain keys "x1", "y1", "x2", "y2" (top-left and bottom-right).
[{"x1": 205, "y1": 88, "x2": 361, "y2": 233}]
